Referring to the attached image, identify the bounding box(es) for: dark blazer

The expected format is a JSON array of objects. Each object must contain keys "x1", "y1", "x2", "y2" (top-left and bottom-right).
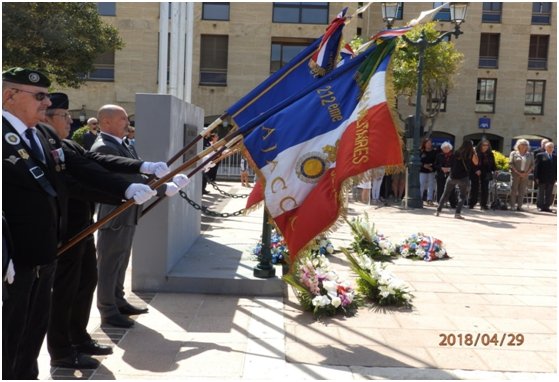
[
  {"x1": 535, "y1": 152, "x2": 557, "y2": 184},
  {"x1": 90, "y1": 133, "x2": 165, "y2": 228},
  {"x1": 2, "y1": 118, "x2": 131, "y2": 268},
  {"x1": 62, "y1": 139, "x2": 144, "y2": 239}
]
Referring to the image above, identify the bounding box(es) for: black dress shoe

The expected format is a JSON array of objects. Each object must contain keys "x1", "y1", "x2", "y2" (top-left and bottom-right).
[
  {"x1": 74, "y1": 339, "x2": 113, "y2": 356},
  {"x1": 541, "y1": 208, "x2": 553, "y2": 213},
  {"x1": 118, "y1": 304, "x2": 149, "y2": 315},
  {"x1": 50, "y1": 353, "x2": 100, "y2": 369},
  {"x1": 101, "y1": 314, "x2": 134, "y2": 328}
]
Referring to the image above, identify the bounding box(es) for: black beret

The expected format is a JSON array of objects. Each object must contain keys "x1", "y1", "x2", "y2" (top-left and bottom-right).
[
  {"x1": 2, "y1": 67, "x2": 51, "y2": 88},
  {"x1": 48, "y1": 92, "x2": 69, "y2": 110}
]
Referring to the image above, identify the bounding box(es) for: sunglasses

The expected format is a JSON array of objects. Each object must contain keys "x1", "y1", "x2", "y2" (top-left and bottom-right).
[{"x1": 11, "y1": 88, "x2": 50, "y2": 101}]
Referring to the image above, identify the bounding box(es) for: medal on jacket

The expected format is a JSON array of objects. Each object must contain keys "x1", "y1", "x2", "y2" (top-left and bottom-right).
[
  {"x1": 5, "y1": 132, "x2": 21, "y2": 145},
  {"x1": 51, "y1": 147, "x2": 65, "y2": 171},
  {"x1": 17, "y1": 148, "x2": 30, "y2": 160}
]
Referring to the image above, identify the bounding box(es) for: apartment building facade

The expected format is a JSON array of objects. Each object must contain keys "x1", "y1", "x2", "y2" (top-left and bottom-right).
[{"x1": 62, "y1": 2, "x2": 556, "y2": 153}]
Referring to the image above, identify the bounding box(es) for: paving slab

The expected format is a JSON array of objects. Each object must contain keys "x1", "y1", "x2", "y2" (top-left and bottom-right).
[{"x1": 35, "y1": 181, "x2": 556, "y2": 380}]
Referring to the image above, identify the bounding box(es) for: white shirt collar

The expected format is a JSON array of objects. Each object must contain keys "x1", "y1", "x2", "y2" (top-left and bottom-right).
[
  {"x1": 100, "y1": 131, "x2": 124, "y2": 145},
  {"x1": 2, "y1": 110, "x2": 33, "y2": 138}
]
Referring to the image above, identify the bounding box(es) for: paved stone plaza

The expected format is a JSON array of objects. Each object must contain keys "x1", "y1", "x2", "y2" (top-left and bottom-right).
[{"x1": 38, "y1": 181, "x2": 556, "y2": 380}]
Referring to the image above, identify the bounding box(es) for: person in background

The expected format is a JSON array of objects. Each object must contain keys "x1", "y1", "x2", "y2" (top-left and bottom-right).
[
  {"x1": 357, "y1": 169, "x2": 373, "y2": 204},
  {"x1": 509, "y1": 139, "x2": 534, "y2": 212},
  {"x1": 434, "y1": 141, "x2": 456, "y2": 209},
  {"x1": 435, "y1": 140, "x2": 479, "y2": 219},
  {"x1": 468, "y1": 139, "x2": 496, "y2": 210},
  {"x1": 534, "y1": 141, "x2": 557, "y2": 213},
  {"x1": 240, "y1": 151, "x2": 251, "y2": 187},
  {"x1": 82, "y1": 117, "x2": 99, "y2": 150},
  {"x1": 202, "y1": 132, "x2": 220, "y2": 195},
  {"x1": 124, "y1": 125, "x2": 136, "y2": 146},
  {"x1": 533, "y1": 138, "x2": 549, "y2": 156},
  {"x1": 419, "y1": 138, "x2": 437, "y2": 206},
  {"x1": 370, "y1": 166, "x2": 385, "y2": 205}
]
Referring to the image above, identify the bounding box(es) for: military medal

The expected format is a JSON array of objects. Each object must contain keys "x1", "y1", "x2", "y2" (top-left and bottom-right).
[
  {"x1": 18, "y1": 148, "x2": 30, "y2": 160},
  {"x1": 48, "y1": 138, "x2": 56, "y2": 144},
  {"x1": 5, "y1": 132, "x2": 21, "y2": 145},
  {"x1": 55, "y1": 165, "x2": 61, "y2": 172}
]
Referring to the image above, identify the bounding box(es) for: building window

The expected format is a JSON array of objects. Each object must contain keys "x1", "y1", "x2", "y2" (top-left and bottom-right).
[
  {"x1": 482, "y1": 2, "x2": 502, "y2": 23},
  {"x1": 525, "y1": 80, "x2": 545, "y2": 115},
  {"x1": 97, "y1": 2, "x2": 116, "y2": 16},
  {"x1": 202, "y1": 2, "x2": 230, "y2": 21},
  {"x1": 427, "y1": 94, "x2": 447, "y2": 113},
  {"x1": 272, "y1": 2, "x2": 329, "y2": 24},
  {"x1": 479, "y1": 33, "x2": 500, "y2": 68},
  {"x1": 532, "y1": 2, "x2": 552, "y2": 24},
  {"x1": 396, "y1": 3, "x2": 404, "y2": 19},
  {"x1": 270, "y1": 40, "x2": 312, "y2": 73},
  {"x1": 84, "y1": 50, "x2": 115, "y2": 81},
  {"x1": 528, "y1": 35, "x2": 549, "y2": 70},
  {"x1": 476, "y1": 78, "x2": 496, "y2": 113},
  {"x1": 200, "y1": 35, "x2": 228, "y2": 86},
  {"x1": 433, "y1": 2, "x2": 451, "y2": 21}
]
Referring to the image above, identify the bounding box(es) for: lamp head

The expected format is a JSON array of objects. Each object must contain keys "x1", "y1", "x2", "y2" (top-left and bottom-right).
[
  {"x1": 450, "y1": 2, "x2": 469, "y2": 26},
  {"x1": 381, "y1": 2, "x2": 400, "y2": 28}
]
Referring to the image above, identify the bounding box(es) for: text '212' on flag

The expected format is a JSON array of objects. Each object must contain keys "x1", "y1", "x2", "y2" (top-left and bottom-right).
[{"x1": 242, "y1": 40, "x2": 403, "y2": 261}]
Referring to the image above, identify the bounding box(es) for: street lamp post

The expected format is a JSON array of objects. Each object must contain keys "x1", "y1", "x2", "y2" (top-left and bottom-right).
[{"x1": 381, "y1": 2, "x2": 469, "y2": 209}]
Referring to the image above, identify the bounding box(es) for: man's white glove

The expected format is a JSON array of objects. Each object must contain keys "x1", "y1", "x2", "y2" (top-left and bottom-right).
[
  {"x1": 164, "y1": 182, "x2": 180, "y2": 197},
  {"x1": 125, "y1": 183, "x2": 157, "y2": 205},
  {"x1": 4, "y1": 259, "x2": 15, "y2": 284},
  {"x1": 140, "y1": 161, "x2": 170, "y2": 178},
  {"x1": 164, "y1": 175, "x2": 190, "y2": 197},
  {"x1": 173, "y1": 174, "x2": 190, "y2": 189}
]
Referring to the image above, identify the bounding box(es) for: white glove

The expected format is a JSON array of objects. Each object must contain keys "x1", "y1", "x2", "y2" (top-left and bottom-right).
[
  {"x1": 172, "y1": 174, "x2": 190, "y2": 189},
  {"x1": 125, "y1": 183, "x2": 157, "y2": 205},
  {"x1": 140, "y1": 161, "x2": 170, "y2": 178},
  {"x1": 4, "y1": 259, "x2": 15, "y2": 284},
  {"x1": 164, "y1": 182, "x2": 180, "y2": 197}
]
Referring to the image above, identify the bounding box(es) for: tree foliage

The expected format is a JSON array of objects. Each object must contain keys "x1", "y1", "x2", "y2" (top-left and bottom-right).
[
  {"x1": 391, "y1": 22, "x2": 464, "y2": 121},
  {"x1": 2, "y1": 2, "x2": 124, "y2": 88}
]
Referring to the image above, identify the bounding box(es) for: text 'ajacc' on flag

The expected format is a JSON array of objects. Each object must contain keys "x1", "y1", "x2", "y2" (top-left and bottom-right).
[{"x1": 242, "y1": 38, "x2": 403, "y2": 261}]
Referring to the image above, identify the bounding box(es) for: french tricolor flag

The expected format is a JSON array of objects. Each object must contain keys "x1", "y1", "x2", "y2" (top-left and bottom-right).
[
  {"x1": 309, "y1": 7, "x2": 348, "y2": 76},
  {"x1": 244, "y1": 50, "x2": 402, "y2": 260}
]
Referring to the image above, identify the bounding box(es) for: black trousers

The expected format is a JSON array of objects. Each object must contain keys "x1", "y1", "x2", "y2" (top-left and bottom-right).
[
  {"x1": 537, "y1": 182, "x2": 555, "y2": 209},
  {"x1": 436, "y1": 173, "x2": 456, "y2": 207},
  {"x1": 47, "y1": 235, "x2": 98, "y2": 359},
  {"x1": 2, "y1": 261, "x2": 56, "y2": 380},
  {"x1": 469, "y1": 175, "x2": 490, "y2": 208}
]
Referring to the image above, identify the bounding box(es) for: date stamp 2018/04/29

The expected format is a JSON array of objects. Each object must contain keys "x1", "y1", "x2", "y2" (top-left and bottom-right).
[{"x1": 438, "y1": 333, "x2": 525, "y2": 347}]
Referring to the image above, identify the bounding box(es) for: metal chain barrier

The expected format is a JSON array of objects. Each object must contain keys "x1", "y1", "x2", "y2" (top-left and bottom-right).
[
  {"x1": 205, "y1": 174, "x2": 249, "y2": 199},
  {"x1": 179, "y1": 190, "x2": 246, "y2": 218}
]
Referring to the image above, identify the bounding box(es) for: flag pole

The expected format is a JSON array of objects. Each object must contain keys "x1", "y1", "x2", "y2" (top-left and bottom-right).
[
  {"x1": 57, "y1": 135, "x2": 243, "y2": 255},
  {"x1": 140, "y1": 143, "x2": 241, "y2": 217}
]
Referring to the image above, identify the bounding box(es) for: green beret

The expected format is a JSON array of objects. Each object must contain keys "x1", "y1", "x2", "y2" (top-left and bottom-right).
[
  {"x1": 48, "y1": 92, "x2": 69, "y2": 110},
  {"x1": 2, "y1": 67, "x2": 51, "y2": 88}
]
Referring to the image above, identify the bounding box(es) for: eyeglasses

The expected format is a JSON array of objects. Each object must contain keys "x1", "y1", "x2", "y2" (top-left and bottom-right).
[
  {"x1": 51, "y1": 112, "x2": 72, "y2": 119},
  {"x1": 11, "y1": 88, "x2": 50, "y2": 101}
]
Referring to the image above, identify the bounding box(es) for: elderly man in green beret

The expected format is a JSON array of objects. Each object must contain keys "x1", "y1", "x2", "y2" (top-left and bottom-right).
[{"x1": 2, "y1": 68, "x2": 166, "y2": 378}]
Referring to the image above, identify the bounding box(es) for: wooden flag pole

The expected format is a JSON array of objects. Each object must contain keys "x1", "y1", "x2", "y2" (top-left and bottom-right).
[{"x1": 57, "y1": 135, "x2": 242, "y2": 256}]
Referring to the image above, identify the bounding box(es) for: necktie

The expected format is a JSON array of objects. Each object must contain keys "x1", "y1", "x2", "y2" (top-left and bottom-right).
[
  {"x1": 122, "y1": 141, "x2": 137, "y2": 159},
  {"x1": 24, "y1": 129, "x2": 45, "y2": 163}
]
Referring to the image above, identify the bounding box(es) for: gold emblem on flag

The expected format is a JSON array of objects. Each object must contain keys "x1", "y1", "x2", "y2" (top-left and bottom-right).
[{"x1": 296, "y1": 152, "x2": 330, "y2": 184}]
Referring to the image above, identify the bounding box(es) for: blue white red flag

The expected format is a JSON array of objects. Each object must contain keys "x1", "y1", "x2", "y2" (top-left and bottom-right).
[
  {"x1": 370, "y1": 27, "x2": 412, "y2": 42},
  {"x1": 337, "y1": 43, "x2": 355, "y2": 67},
  {"x1": 309, "y1": 7, "x2": 348, "y2": 76},
  {"x1": 227, "y1": 9, "x2": 348, "y2": 130},
  {"x1": 243, "y1": 41, "x2": 402, "y2": 260}
]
